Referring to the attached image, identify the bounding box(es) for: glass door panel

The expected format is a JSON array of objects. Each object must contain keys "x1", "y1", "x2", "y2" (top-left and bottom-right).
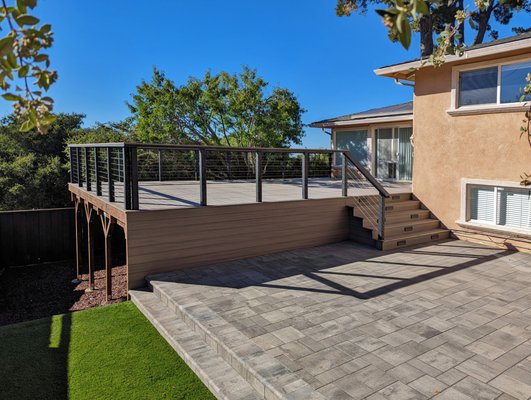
[
  {"x1": 398, "y1": 127, "x2": 413, "y2": 181},
  {"x1": 375, "y1": 128, "x2": 398, "y2": 180}
]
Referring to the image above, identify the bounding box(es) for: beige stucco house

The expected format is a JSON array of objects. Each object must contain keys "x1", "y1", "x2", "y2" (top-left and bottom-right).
[{"x1": 312, "y1": 32, "x2": 531, "y2": 251}]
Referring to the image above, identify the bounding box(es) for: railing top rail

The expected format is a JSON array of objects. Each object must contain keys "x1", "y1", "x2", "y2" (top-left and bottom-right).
[
  {"x1": 342, "y1": 151, "x2": 390, "y2": 198},
  {"x1": 68, "y1": 142, "x2": 126, "y2": 148},
  {"x1": 68, "y1": 142, "x2": 342, "y2": 154}
]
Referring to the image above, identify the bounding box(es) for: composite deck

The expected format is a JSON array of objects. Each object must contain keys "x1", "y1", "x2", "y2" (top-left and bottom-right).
[{"x1": 72, "y1": 178, "x2": 411, "y2": 211}]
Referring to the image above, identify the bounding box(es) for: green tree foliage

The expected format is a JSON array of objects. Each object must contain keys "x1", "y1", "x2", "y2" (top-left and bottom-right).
[
  {"x1": 336, "y1": 0, "x2": 530, "y2": 57},
  {"x1": 0, "y1": 114, "x2": 129, "y2": 210},
  {"x1": 0, "y1": 113, "x2": 81, "y2": 210},
  {"x1": 127, "y1": 66, "x2": 305, "y2": 148},
  {"x1": 0, "y1": 0, "x2": 57, "y2": 132}
]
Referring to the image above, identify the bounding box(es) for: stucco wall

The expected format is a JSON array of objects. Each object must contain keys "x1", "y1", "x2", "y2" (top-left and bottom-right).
[{"x1": 412, "y1": 55, "x2": 531, "y2": 250}]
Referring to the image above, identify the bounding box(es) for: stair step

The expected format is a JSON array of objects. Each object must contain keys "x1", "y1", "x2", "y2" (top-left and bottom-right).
[
  {"x1": 384, "y1": 219, "x2": 441, "y2": 236},
  {"x1": 130, "y1": 290, "x2": 260, "y2": 400},
  {"x1": 384, "y1": 209, "x2": 431, "y2": 224},
  {"x1": 383, "y1": 200, "x2": 421, "y2": 212},
  {"x1": 148, "y1": 281, "x2": 326, "y2": 400},
  {"x1": 379, "y1": 228, "x2": 450, "y2": 251},
  {"x1": 385, "y1": 193, "x2": 412, "y2": 203}
]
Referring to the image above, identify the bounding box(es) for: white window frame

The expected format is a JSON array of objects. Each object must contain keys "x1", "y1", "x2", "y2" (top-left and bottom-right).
[
  {"x1": 449, "y1": 55, "x2": 531, "y2": 116},
  {"x1": 458, "y1": 178, "x2": 531, "y2": 237}
]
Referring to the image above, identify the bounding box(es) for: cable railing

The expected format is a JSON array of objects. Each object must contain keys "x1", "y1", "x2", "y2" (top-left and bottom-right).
[{"x1": 68, "y1": 143, "x2": 390, "y2": 238}]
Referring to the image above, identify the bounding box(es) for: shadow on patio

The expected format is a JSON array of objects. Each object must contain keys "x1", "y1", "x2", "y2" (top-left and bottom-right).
[{"x1": 150, "y1": 239, "x2": 514, "y2": 301}]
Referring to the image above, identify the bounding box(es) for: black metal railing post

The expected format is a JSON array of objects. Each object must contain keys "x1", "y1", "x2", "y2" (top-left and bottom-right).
[
  {"x1": 69, "y1": 147, "x2": 75, "y2": 183},
  {"x1": 130, "y1": 146, "x2": 139, "y2": 210},
  {"x1": 123, "y1": 148, "x2": 131, "y2": 210},
  {"x1": 107, "y1": 147, "x2": 114, "y2": 202},
  {"x1": 199, "y1": 149, "x2": 207, "y2": 206},
  {"x1": 378, "y1": 194, "x2": 385, "y2": 240},
  {"x1": 342, "y1": 152, "x2": 348, "y2": 197},
  {"x1": 302, "y1": 152, "x2": 309, "y2": 199},
  {"x1": 158, "y1": 149, "x2": 163, "y2": 181},
  {"x1": 256, "y1": 151, "x2": 263, "y2": 202},
  {"x1": 76, "y1": 147, "x2": 83, "y2": 187},
  {"x1": 84, "y1": 147, "x2": 91, "y2": 191},
  {"x1": 94, "y1": 148, "x2": 102, "y2": 196}
]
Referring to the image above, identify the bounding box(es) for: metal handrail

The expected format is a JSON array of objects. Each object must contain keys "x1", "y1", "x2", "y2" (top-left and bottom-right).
[{"x1": 69, "y1": 143, "x2": 390, "y2": 239}]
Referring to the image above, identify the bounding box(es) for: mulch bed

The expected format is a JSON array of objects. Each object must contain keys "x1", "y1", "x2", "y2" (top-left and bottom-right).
[{"x1": 0, "y1": 263, "x2": 127, "y2": 326}]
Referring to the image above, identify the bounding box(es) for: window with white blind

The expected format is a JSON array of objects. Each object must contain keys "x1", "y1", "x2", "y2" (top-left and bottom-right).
[{"x1": 468, "y1": 185, "x2": 531, "y2": 231}]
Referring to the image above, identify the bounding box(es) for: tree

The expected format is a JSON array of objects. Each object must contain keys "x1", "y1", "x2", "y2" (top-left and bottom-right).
[
  {"x1": 0, "y1": 113, "x2": 82, "y2": 210},
  {"x1": 0, "y1": 113, "x2": 130, "y2": 210},
  {"x1": 336, "y1": 0, "x2": 530, "y2": 57},
  {"x1": 0, "y1": 0, "x2": 57, "y2": 132},
  {"x1": 127, "y1": 66, "x2": 305, "y2": 148}
]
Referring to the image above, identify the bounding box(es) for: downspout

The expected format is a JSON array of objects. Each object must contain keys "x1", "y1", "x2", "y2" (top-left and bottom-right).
[{"x1": 393, "y1": 78, "x2": 416, "y2": 147}]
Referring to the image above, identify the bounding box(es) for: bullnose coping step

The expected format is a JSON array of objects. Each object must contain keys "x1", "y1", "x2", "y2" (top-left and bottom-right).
[
  {"x1": 147, "y1": 279, "x2": 327, "y2": 400},
  {"x1": 130, "y1": 289, "x2": 260, "y2": 400}
]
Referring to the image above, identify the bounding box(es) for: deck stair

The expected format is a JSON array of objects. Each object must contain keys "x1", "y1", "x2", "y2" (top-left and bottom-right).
[{"x1": 349, "y1": 192, "x2": 450, "y2": 250}]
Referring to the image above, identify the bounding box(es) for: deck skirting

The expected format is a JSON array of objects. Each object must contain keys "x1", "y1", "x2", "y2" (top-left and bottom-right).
[{"x1": 126, "y1": 197, "x2": 351, "y2": 289}]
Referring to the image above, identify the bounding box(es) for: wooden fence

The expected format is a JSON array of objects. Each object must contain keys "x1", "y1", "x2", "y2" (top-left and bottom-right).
[{"x1": 0, "y1": 208, "x2": 74, "y2": 268}]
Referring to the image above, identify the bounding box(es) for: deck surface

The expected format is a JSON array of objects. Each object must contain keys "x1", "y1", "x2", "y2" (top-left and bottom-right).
[
  {"x1": 77, "y1": 178, "x2": 411, "y2": 211},
  {"x1": 147, "y1": 240, "x2": 531, "y2": 400}
]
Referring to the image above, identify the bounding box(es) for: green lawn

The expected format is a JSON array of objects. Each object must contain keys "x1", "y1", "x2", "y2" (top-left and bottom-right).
[{"x1": 0, "y1": 301, "x2": 215, "y2": 400}]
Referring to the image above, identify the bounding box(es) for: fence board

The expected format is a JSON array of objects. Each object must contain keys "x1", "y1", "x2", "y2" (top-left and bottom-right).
[{"x1": 0, "y1": 208, "x2": 75, "y2": 267}]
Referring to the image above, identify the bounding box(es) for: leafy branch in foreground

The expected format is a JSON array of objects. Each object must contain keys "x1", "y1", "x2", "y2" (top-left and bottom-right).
[{"x1": 0, "y1": 0, "x2": 57, "y2": 133}]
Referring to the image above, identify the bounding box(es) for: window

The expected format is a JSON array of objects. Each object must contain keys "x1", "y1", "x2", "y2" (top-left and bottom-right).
[
  {"x1": 457, "y1": 59, "x2": 531, "y2": 108},
  {"x1": 459, "y1": 67, "x2": 497, "y2": 107},
  {"x1": 335, "y1": 130, "x2": 368, "y2": 166},
  {"x1": 501, "y1": 61, "x2": 531, "y2": 104},
  {"x1": 468, "y1": 185, "x2": 531, "y2": 231}
]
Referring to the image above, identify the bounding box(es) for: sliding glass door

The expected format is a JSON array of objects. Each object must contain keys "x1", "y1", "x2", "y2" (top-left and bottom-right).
[{"x1": 375, "y1": 127, "x2": 413, "y2": 181}]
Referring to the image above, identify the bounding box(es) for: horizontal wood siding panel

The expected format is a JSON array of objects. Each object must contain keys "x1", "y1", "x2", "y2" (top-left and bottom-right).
[
  {"x1": 126, "y1": 198, "x2": 350, "y2": 288},
  {"x1": 0, "y1": 208, "x2": 74, "y2": 267}
]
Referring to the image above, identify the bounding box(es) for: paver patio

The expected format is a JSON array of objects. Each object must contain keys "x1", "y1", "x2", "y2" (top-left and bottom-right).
[{"x1": 139, "y1": 240, "x2": 531, "y2": 400}]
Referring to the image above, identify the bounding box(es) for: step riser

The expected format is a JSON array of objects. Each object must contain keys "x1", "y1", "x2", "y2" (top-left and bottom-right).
[
  {"x1": 384, "y1": 220, "x2": 440, "y2": 236},
  {"x1": 149, "y1": 283, "x2": 301, "y2": 400},
  {"x1": 383, "y1": 201, "x2": 420, "y2": 212},
  {"x1": 385, "y1": 193, "x2": 412, "y2": 203},
  {"x1": 381, "y1": 230, "x2": 450, "y2": 251},
  {"x1": 130, "y1": 291, "x2": 260, "y2": 400},
  {"x1": 385, "y1": 211, "x2": 431, "y2": 224}
]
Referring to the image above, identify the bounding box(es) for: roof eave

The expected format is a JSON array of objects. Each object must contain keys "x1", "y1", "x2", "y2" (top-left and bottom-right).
[
  {"x1": 374, "y1": 36, "x2": 531, "y2": 79},
  {"x1": 310, "y1": 113, "x2": 413, "y2": 128}
]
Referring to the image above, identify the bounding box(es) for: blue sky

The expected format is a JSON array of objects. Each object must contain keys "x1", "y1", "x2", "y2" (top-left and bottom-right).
[{"x1": 4, "y1": 1, "x2": 528, "y2": 148}]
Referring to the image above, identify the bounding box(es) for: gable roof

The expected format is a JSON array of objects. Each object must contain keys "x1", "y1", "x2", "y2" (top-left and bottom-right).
[
  {"x1": 375, "y1": 32, "x2": 531, "y2": 82},
  {"x1": 309, "y1": 101, "x2": 413, "y2": 128}
]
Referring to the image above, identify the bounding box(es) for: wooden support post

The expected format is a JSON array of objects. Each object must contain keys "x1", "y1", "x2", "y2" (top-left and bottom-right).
[
  {"x1": 74, "y1": 197, "x2": 83, "y2": 280},
  {"x1": 302, "y1": 152, "x2": 309, "y2": 200},
  {"x1": 95, "y1": 148, "x2": 102, "y2": 196},
  {"x1": 255, "y1": 151, "x2": 262, "y2": 202},
  {"x1": 84, "y1": 203, "x2": 95, "y2": 291},
  {"x1": 100, "y1": 213, "x2": 116, "y2": 302},
  {"x1": 199, "y1": 149, "x2": 207, "y2": 206},
  {"x1": 107, "y1": 147, "x2": 115, "y2": 202}
]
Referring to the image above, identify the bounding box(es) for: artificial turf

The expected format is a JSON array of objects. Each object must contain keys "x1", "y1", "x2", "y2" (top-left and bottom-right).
[{"x1": 0, "y1": 301, "x2": 215, "y2": 400}]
